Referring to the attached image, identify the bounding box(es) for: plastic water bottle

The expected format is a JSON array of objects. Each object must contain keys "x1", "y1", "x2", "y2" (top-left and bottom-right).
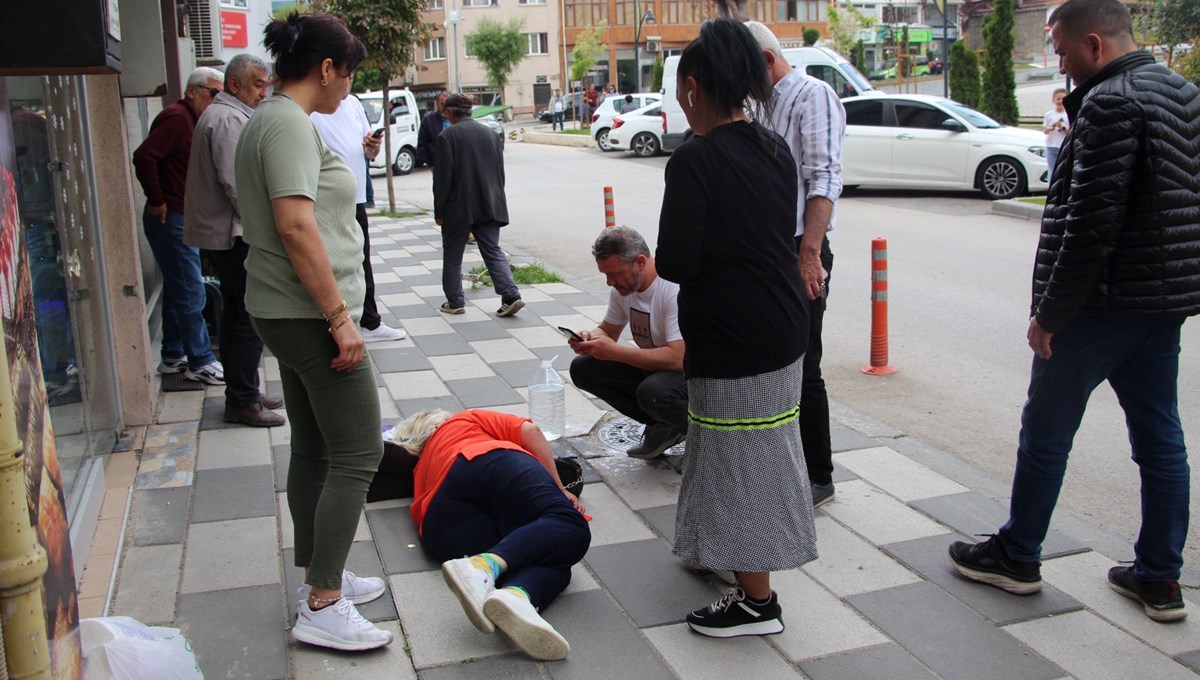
[{"x1": 528, "y1": 358, "x2": 566, "y2": 440}]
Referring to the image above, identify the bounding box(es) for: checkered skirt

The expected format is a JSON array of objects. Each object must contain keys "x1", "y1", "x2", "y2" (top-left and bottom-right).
[{"x1": 673, "y1": 357, "x2": 818, "y2": 572}]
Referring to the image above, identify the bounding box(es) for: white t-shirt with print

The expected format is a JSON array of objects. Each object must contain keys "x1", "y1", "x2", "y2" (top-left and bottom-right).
[
  {"x1": 1043, "y1": 109, "x2": 1069, "y2": 149},
  {"x1": 603, "y1": 276, "x2": 682, "y2": 349}
]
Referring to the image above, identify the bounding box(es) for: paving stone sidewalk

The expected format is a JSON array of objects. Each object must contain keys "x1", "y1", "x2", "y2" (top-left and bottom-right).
[{"x1": 97, "y1": 211, "x2": 1200, "y2": 679}]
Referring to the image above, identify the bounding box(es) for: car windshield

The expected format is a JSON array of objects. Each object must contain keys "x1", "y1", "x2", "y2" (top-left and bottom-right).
[
  {"x1": 840, "y1": 61, "x2": 874, "y2": 91},
  {"x1": 360, "y1": 98, "x2": 383, "y2": 125},
  {"x1": 939, "y1": 100, "x2": 1002, "y2": 129}
]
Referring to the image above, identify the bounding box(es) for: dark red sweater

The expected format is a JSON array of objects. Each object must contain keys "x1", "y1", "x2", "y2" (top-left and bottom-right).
[{"x1": 132, "y1": 100, "x2": 198, "y2": 213}]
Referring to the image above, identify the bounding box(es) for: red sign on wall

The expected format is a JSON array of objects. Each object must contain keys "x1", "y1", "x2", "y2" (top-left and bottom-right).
[{"x1": 221, "y1": 11, "x2": 248, "y2": 48}]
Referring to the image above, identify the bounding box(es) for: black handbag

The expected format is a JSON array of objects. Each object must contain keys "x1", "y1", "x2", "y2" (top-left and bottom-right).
[{"x1": 555, "y1": 457, "x2": 586, "y2": 497}]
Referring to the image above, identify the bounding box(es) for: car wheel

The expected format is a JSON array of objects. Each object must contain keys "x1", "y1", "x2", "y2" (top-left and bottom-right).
[
  {"x1": 393, "y1": 147, "x2": 416, "y2": 176},
  {"x1": 978, "y1": 157, "x2": 1025, "y2": 201},
  {"x1": 596, "y1": 128, "x2": 614, "y2": 151},
  {"x1": 632, "y1": 132, "x2": 660, "y2": 157}
]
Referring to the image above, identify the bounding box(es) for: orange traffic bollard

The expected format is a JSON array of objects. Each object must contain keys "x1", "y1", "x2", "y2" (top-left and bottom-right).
[
  {"x1": 603, "y1": 185, "x2": 616, "y2": 228},
  {"x1": 862, "y1": 237, "x2": 897, "y2": 376}
]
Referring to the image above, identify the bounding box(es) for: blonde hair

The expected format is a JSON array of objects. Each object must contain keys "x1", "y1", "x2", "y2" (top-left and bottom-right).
[{"x1": 393, "y1": 409, "x2": 452, "y2": 455}]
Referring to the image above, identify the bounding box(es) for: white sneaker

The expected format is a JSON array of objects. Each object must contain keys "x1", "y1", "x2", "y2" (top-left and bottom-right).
[
  {"x1": 341, "y1": 570, "x2": 386, "y2": 605},
  {"x1": 483, "y1": 589, "x2": 570, "y2": 661},
  {"x1": 157, "y1": 357, "x2": 187, "y2": 374},
  {"x1": 360, "y1": 323, "x2": 407, "y2": 342},
  {"x1": 184, "y1": 360, "x2": 225, "y2": 385},
  {"x1": 291, "y1": 598, "x2": 393, "y2": 651},
  {"x1": 441, "y1": 557, "x2": 496, "y2": 634}
]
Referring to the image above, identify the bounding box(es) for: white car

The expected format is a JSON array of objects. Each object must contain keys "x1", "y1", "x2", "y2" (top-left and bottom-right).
[
  {"x1": 358, "y1": 89, "x2": 421, "y2": 175},
  {"x1": 841, "y1": 93, "x2": 1049, "y2": 200},
  {"x1": 592, "y1": 93, "x2": 662, "y2": 152},
  {"x1": 607, "y1": 103, "x2": 665, "y2": 158}
]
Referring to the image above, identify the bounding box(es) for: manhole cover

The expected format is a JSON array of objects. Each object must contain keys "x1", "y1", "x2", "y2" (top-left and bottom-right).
[{"x1": 596, "y1": 416, "x2": 685, "y2": 456}]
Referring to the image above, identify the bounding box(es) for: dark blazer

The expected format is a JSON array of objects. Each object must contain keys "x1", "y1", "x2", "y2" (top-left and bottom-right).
[
  {"x1": 416, "y1": 109, "x2": 445, "y2": 166},
  {"x1": 433, "y1": 118, "x2": 508, "y2": 230}
]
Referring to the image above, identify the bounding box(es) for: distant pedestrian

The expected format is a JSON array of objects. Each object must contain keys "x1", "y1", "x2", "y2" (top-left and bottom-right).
[
  {"x1": 183, "y1": 54, "x2": 285, "y2": 427},
  {"x1": 656, "y1": 18, "x2": 815, "y2": 638},
  {"x1": 1042, "y1": 88, "x2": 1069, "y2": 183},
  {"x1": 618, "y1": 94, "x2": 638, "y2": 114},
  {"x1": 551, "y1": 89, "x2": 565, "y2": 131},
  {"x1": 948, "y1": 0, "x2": 1200, "y2": 624},
  {"x1": 434, "y1": 93, "x2": 524, "y2": 318},
  {"x1": 417, "y1": 93, "x2": 449, "y2": 168},
  {"x1": 236, "y1": 11, "x2": 392, "y2": 651},
  {"x1": 583, "y1": 84, "x2": 598, "y2": 128},
  {"x1": 747, "y1": 21, "x2": 846, "y2": 510},
  {"x1": 132, "y1": 66, "x2": 226, "y2": 386}
]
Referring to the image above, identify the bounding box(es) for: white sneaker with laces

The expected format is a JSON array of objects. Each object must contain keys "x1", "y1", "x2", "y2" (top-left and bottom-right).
[
  {"x1": 184, "y1": 360, "x2": 225, "y2": 385},
  {"x1": 360, "y1": 323, "x2": 407, "y2": 342},
  {"x1": 157, "y1": 358, "x2": 187, "y2": 375},
  {"x1": 483, "y1": 589, "x2": 570, "y2": 660},
  {"x1": 441, "y1": 557, "x2": 496, "y2": 634},
  {"x1": 291, "y1": 598, "x2": 393, "y2": 651},
  {"x1": 341, "y1": 570, "x2": 386, "y2": 605}
]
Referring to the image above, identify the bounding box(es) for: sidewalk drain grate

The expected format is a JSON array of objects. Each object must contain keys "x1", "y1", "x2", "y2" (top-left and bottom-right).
[{"x1": 596, "y1": 416, "x2": 685, "y2": 457}]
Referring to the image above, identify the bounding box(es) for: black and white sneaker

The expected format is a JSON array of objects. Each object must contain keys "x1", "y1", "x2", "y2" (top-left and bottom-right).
[
  {"x1": 686, "y1": 587, "x2": 784, "y2": 638},
  {"x1": 1108, "y1": 565, "x2": 1187, "y2": 622},
  {"x1": 948, "y1": 534, "x2": 1042, "y2": 595}
]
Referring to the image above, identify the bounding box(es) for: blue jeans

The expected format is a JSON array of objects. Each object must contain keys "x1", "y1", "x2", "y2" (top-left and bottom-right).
[
  {"x1": 420, "y1": 450, "x2": 591, "y2": 610},
  {"x1": 998, "y1": 315, "x2": 1190, "y2": 581},
  {"x1": 142, "y1": 208, "x2": 216, "y2": 368},
  {"x1": 442, "y1": 221, "x2": 520, "y2": 308},
  {"x1": 1045, "y1": 146, "x2": 1061, "y2": 184}
]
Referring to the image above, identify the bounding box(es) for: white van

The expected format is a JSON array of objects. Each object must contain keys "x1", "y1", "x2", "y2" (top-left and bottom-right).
[
  {"x1": 357, "y1": 89, "x2": 422, "y2": 175},
  {"x1": 661, "y1": 46, "x2": 873, "y2": 151}
]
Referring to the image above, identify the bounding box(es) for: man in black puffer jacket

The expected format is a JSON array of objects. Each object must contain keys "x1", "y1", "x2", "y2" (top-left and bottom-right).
[{"x1": 950, "y1": 0, "x2": 1200, "y2": 623}]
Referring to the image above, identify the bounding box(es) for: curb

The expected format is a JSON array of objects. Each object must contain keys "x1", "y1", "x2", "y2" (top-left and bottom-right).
[
  {"x1": 522, "y1": 130, "x2": 597, "y2": 149},
  {"x1": 991, "y1": 199, "x2": 1043, "y2": 221}
]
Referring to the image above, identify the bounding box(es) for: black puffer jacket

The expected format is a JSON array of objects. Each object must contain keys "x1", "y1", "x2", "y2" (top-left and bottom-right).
[{"x1": 1033, "y1": 51, "x2": 1200, "y2": 333}]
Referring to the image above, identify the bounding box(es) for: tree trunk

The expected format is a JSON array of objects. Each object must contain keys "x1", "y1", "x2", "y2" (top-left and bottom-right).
[{"x1": 382, "y1": 77, "x2": 397, "y2": 214}]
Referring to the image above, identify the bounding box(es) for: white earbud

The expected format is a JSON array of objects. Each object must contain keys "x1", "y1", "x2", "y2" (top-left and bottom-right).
[{"x1": 687, "y1": 91, "x2": 694, "y2": 108}]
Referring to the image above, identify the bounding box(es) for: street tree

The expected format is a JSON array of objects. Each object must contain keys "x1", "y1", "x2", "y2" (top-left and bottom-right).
[
  {"x1": 320, "y1": 0, "x2": 432, "y2": 212},
  {"x1": 826, "y1": 2, "x2": 874, "y2": 60},
  {"x1": 1137, "y1": 0, "x2": 1200, "y2": 75},
  {"x1": 900, "y1": 25, "x2": 911, "y2": 79},
  {"x1": 465, "y1": 18, "x2": 528, "y2": 104},
  {"x1": 652, "y1": 55, "x2": 664, "y2": 92},
  {"x1": 803, "y1": 28, "x2": 820, "y2": 47},
  {"x1": 980, "y1": 0, "x2": 1018, "y2": 125},
  {"x1": 949, "y1": 40, "x2": 981, "y2": 108},
  {"x1": 570, "y1": 23, "x2": 606, "y2": 128}
]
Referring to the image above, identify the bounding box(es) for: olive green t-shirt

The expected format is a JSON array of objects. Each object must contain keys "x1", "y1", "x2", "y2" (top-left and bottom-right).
[{"x1": 234, "y1": 95, "x2": 365, "y2": 320}]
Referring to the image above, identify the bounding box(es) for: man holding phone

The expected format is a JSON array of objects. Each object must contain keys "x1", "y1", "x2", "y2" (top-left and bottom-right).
[{"x1": 569, "y1": 227, "x2": 687, "y2": 459}]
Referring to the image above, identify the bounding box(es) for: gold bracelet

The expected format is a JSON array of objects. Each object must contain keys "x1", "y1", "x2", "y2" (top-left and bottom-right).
[
  {"x1": 328, "y1": 313, "x2": 351, "y2": 334},
  {"x1": 322, "y1": 299, "x2": 348, "y2": 321}
]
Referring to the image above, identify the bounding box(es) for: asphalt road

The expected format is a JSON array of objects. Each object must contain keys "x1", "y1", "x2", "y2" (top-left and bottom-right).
[{"x1": 374, "y1": 136, "x2": 1200, "y2": 575}]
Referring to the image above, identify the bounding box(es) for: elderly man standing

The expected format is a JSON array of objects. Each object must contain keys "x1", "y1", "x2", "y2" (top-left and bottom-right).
[
  {"x1": 417, "y1": 93, "x2": 449, "y2": 170},
  {"x1": 184, "y1": 54, "x2": 284, "y2": 427},
  {"x1": 949, "y1": 0, "x2": 1200, "y2": 623},
  {"x1": 133, "y1": 66, "x2": 227, "y2": 385},
  {"x1": 746, "y1": 21, "x2": 846, "y2": 508}
]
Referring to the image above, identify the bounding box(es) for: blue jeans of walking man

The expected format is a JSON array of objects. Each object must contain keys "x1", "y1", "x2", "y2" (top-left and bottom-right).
[
  {"x1": 442, "y1": 221, "x2": 520, "y2": 309},
  {"x1": 143, "y1": 208, "x2": 216, "y2": 369},
  {"x1": 998, "y1": 314, "x2": 1190, "y2": 581}
]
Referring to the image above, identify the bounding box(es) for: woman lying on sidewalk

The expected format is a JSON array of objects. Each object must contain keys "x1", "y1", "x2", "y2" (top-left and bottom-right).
[{"x1": 393, "y1": 409, "x2": 590, "y2": 660}]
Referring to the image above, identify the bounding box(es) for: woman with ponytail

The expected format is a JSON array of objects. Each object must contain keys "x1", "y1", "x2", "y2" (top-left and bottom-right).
[
  {"x1": 655, "y1": 17, "x2": 818, "y2": 638},
  {"x1": 234, "y1": 12, "x2": 392, "y2": 652}
]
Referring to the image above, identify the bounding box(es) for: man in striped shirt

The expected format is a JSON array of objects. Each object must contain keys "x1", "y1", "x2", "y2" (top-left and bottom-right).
[{"x1": 746, "y1": 21, "x2": 847, "y2": 509}]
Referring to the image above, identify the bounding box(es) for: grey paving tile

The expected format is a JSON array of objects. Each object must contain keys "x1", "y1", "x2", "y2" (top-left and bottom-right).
[
  {"x1": 548, "y1": 292, "x2": 607, "y2": 307},
  {"x1": 491, "y1": 358, "x2": 545, "y2": 388},
  {"x1": 830, "y1": 423, "x2": 878, "y2": 452},
  {"x1": 391, "y1": 304, "x2": 443, "y2": 319},
  {"x1": 181, "y1": 516, "x2": 280, "y2": 593},
  {"x1": 111, "y1": 544, "x2": 183, "y2": 625},
  {"x1": 882, "y1": 533, "x2": 1081, "y2": 625},
  {"x1": 371, "y1": 347, "x2": 434, "y2": 373},
  {"x1": 396, "y1": 274, "x2": 442, "y2": 286},
  {"x1": 846, "y1": 582, "x2": 1063, "y2": 680},
  {"x1": 176, "y1": 584, "x2": 288, "y2": 680},
  {"x1": 367, "y1": 505, "x2": 440, "y2": 574},
  {"x1": 1176, "y1": 649, "x2": 1200, "y2": 673},
  {"x1": 638, "y1": 504, "x2": 677, "y2": 544},
  {"x1": 375, "y1": 282, "x2": 413, "y2": 295},
  {"x1": 799, "y1": 643, "x2": 938, "y2": 680},
  {"x1": 282, "y1": 541, "x2": 397, "y2": 623},
  {"x1": 190, "y1": 465, "x2": 276, "y2": 523},
  {"x1": 523, "y1": 300, "x2": 577, "y2": 317},
  {"x1": 130, "y1": 486, "x2": 191, "y2": 545},
  {"x1": 392, "y1": 570, "x2": 518, "y2": 667},
  {"x1": 446, "y1": 376, "x2": 522, "y2": 408},
  {"x1": 911, "y1": 491, "x2": 1089, "y2": 559},
  {"x1": 396, "y1": 396, "x2": 465, "y2": 418},
  {"x1": 529, "y1": 347, "x2": 578, "y2": 370},
  {"x1": 198, "y1": 396, "x2": 239, "y2": 431},
  {"x1": 417, "y1": 655, "x2": 542, "y2": 680},
  {"x1": 583, "y1": 539, "x2": 719, "y2": 627},
  {"x1": 273, "y1": 444, "x2": 289, "y2": 492},
  {"x1": 831, "y1": 462, "x2": 857, "y2": 484},
  {"x1": 413, "y1": 333, "x2": 474, "y2": 357},
  {"x1": 449, "y1": 319, "x2": 514, "y2": 342},
  {"x1": 494, "y1": 312, "x2": 551, "y2": 328},
  {"x1": 540, "y1": 589, "x2": 675, "y2": 680}
]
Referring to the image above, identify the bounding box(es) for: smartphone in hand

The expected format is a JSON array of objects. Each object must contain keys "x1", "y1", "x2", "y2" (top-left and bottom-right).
[
  {"x1": 371, "y1": 128, "x2": 385, "y2": 139},
  {"x1": 557, "y1": 326, "x2": 584, "y2": 343}
]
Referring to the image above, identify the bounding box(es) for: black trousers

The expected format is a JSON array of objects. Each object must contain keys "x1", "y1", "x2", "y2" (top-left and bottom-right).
[
  {"x1": 799, "y1": 236, "x2": 834, "y2": 485},
  {"x1": 206, "y1": 238, "x2": 263, "y2": 408},
  {"x1": 569, "y1": 356, "x2": 688, "y2": 432},
  {"x1": 356, "y1": 203, "x2": 382, "y2": 330}
]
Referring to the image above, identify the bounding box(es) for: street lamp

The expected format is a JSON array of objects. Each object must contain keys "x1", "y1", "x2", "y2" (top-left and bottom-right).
[
  {"x1": 633, "y1": 4, "x2": 656, "y2": 92},
  {"x1": 447, "y1": 6, "x2": 462, "y2": 92}
]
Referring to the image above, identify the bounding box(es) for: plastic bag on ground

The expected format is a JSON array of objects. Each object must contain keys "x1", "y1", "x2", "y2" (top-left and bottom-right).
[{"x1": 81, "y1": 616, "x2": 203, "y2": 680}]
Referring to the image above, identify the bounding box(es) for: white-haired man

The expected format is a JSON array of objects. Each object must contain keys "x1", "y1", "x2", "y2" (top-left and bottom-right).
[
  {"x1": 746, "y1": 21, "x2": 846, "y2": 508},
  {"x1": 184, "y1": 54, "x2": 285, "y2": 427},
  {"x1": 133, "y1": 66, "x2": 227, "y2": 386}
]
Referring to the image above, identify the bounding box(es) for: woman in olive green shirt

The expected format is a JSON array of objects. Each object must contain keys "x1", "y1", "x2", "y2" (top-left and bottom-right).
[{"x1": 235, "y1": 12, "x2": 390, "y2": 652}]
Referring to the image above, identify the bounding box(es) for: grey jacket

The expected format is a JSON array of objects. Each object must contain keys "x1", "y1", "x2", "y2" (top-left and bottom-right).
[
  {"x1": 433, "y1": 117, "x2": 508, "y2": 230},
  {"x1": 184, "y1": 92, "x2": 255, "y2": 250}
]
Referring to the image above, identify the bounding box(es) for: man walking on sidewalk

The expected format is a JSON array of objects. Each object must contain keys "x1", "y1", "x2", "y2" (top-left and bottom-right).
[
  {"x1": 747, "y1": 21, "x2": 846, "y2": 508},
  {"x1": 949, "y1": 0, "x2": 1200, "y2": 623},
  {"x1": 184, "y1": 54, "x2": 285, "y2": 427}
]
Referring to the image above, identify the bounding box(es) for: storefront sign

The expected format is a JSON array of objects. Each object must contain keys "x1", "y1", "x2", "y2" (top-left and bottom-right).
[{"x1": 221, "y1": 11, "x2": 248, "y2": 48}]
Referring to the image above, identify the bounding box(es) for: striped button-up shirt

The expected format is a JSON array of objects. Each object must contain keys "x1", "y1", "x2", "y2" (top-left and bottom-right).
[{"x1": 763, "y1": 68, "x2": 846, "y2": 237}]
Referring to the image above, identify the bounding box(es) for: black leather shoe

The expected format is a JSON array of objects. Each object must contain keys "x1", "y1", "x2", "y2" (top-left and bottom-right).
[
  {"x1": 261, "y1": 393, "x2": 284, "y2": 410},
  {"x1": 224, "y1": 402, "x2": 286, "y2": 427}
]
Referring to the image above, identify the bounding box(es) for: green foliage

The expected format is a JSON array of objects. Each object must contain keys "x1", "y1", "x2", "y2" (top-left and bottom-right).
[
  {"x1": 803, "y1": 28, "x2": 821, "y2": 47},
  {"x1": 321, "y1": 0, "x2": 431, "y2": 78},
  {"x1": 465, "y1": 18, "x2": 528, "y2": 100},
  {"x1": 851, "y1": 39, "x2": 866, "y2": 71},
  {"x1": 980, "y1": 0, "x2": 1018, "y2": 125},
  {"x1": 1176, "y1": 48, "x2": 1200, "y2": 85},
  {"x1": 469, "y1": 262, "x2": 563, "y2": 288},
  {"x1": 899, "y1": 25, "x2": 911, "y2": 77},
  {"x1": 651, "y1": 55, "x2": 664, "y2": 92},
  {"x1": 949, "y1": 40, "x2": 981, "y2": 108},
  {"x1": 1146, "y1": 0, "x2": 1200, "y2": 49},
  {"x1": 352, "y1": 68, "x2": 383, "y2": 93},
  {"x1": 826, "y1": 3, "x2": 874, "y2": 59},
  {"x1": 571, "y1": 23, "x2": 607, "y2": 84}
]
